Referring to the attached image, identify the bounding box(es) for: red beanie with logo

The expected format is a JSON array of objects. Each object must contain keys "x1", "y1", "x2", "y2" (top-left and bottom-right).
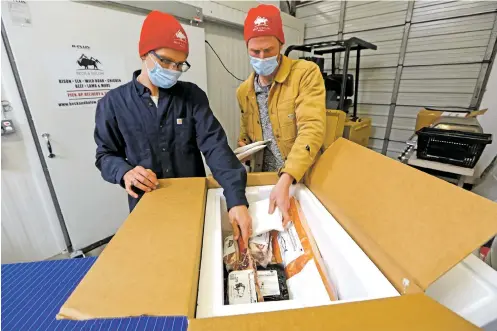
[
  {"x1": 244, "y1": 4, "x2": 285, "y2": 44},
  {"x1": 139, "y1": 11, "x2": 189, "y2": 56}
]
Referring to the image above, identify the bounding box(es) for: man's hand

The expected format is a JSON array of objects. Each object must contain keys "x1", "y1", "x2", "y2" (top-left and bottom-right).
[
  {"x1": 123, "y1": 166, "x2": 159, "y2": 198},
  {"x1": 229, "y1": 205, "x2": 252, "y2": 245},
  {"x1": 269, "y1": 173, "x2": 294, "y2": 227}
]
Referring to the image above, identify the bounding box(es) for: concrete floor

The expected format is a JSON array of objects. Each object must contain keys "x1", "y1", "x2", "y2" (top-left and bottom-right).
[
  {"x1": 48, "y1": 244, "x2": 107, "y2": 260},
  {"x1": 86, "y1": 244, "x2": 107, "y2": 257}
]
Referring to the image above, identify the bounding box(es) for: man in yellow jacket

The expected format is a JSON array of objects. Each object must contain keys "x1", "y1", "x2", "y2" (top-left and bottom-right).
[{"x1": 238, "y1": 4, "x2": 325, "y2": 224}]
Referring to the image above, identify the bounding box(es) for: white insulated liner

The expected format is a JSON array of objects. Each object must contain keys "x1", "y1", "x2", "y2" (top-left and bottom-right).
[
  {"x1": 196, "y1": 184, "x2": 497, "y2": 328},
  {"x1": 196, "y1": 184, "x2": 399, "y2": 318},
  {"x1": 427, "y1": 254, "x2": 497, "y2": 330}
]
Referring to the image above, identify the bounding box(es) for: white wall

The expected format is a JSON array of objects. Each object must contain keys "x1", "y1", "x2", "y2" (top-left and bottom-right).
[
  {"x1": 1, "y1": 40, "x2": 67, "y2": 263},
  {"x1": 473, "y1": 56, "x2": 497, "y2": 201},
  {"x1": 476, "y1": 57, "x2": 497, "y2": 178},
  {"x1": 204, "y1": 21, "x2": 252, "y2": 148},
  {"x1": 473, "y1": 162, "x2": 497, "y2": 203}
]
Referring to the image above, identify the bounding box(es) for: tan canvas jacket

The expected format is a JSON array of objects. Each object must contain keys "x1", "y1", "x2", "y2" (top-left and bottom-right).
[{"x1": 237, "y1": 55, "x2": 326, "y2": 182}]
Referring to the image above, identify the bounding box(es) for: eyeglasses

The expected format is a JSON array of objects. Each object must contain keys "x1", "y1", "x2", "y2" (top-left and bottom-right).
[{"x1": 150, "y1": 51, "x2": 191, "y2": 73}]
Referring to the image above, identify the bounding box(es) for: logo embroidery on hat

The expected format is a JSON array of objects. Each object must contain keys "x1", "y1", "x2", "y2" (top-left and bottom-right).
[
  {"x1": 253, "y1": 16, "x2": 270, "y2": 32},
  {"x1": 173, "y1": 29, "x2": 187, "y2": 47},
  {"x1": 175, "y1": 30, "x2": 187, "y2": 41},
  {"x1": 254, "y1": 16, "x2": 268, "y2": 26}
]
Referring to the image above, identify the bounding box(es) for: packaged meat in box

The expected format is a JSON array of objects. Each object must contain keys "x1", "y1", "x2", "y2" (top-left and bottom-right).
[
  {"x1": 224, "y1": 232, "x2": 273, "y2": 270},
  {"x1": 249, "y1": 232, "x2": 272, "y2": 268},
  {"x1": 226, "y1": 264, "x2": 290, "y2": 305},
  {"x1": 272, "y1": 198, "x2": 338, "y2": 302},
  {"x1": 223, "y1": 235, "x2": 237, "y2": 271},
  {"x1": 257, "y1": 264, "x2": 289, "y2": 302},
  {"x1": 227, "y1": 223, "x2": 265, "y2": 302},
  {"x1": 227, "y1": 270, "x2": 258, "y2": 305}
]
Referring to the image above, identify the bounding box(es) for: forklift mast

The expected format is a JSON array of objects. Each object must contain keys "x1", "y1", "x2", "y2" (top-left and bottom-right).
[{"x1": 284, "y1": 37, "x2": 377, "y2": 120}]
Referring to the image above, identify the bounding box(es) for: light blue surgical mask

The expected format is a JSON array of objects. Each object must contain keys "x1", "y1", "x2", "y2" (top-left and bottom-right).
[
  {"x1": 147, "y1": 56, "x2": 182, "y2": 89},
  {"x1": 250, "y1": 55, "x2": 279, "y2": 76}
]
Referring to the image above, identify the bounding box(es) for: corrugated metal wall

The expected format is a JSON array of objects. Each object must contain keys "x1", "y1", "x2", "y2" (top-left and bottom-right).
[
  {"x1": 477, "y1": 55, "x2": 497, "y2": 177},
  {"x1": 390, "y1": 1, "x2": 497, "y2": 158},
  {"x1": 296, "y1": 0, "x2": 497, "y2": 158}
]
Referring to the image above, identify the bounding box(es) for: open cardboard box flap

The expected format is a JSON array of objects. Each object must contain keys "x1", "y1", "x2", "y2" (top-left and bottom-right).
[
  {"x1": 189, "y1": 294, "x2": 479, "y2": 331},
  {"x1": 306, "y1": 139, "x2": 497, "y2": 291},
  {"x1": 58, "y1": 178, "x2": 208, "y2": 320},
  {"x1": 57, "y1": 139, "x2": 497, "y2": 328}
]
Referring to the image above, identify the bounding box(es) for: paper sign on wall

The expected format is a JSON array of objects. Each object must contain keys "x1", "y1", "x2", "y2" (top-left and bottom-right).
[{"x1": 50, "y1": 44, "x2": 128, "y2": 109}]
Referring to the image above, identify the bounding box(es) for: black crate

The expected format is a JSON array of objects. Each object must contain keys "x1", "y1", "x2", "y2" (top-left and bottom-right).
[{"x1": 416, "y1": 127, "x2": 492, "y2": 168}]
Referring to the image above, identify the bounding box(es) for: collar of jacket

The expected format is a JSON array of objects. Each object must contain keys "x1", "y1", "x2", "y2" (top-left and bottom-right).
[
  {"x1": 133, "y1": 70, "x2": 149, "y2": 96},
  {"x1": 133, "y1": 69, "x2": 182, "y2": 98},
  {"x1": 244, "y1": 55, "x2": 292, "y2": 97}
]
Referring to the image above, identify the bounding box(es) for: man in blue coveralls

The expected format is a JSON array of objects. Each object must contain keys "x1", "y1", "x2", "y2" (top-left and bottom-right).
[{"x1": 94, "y1": 11, "x2": 252, "y2": 243}]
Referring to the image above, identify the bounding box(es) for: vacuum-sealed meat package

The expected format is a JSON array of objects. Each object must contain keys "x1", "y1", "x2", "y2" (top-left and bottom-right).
[
  {"x1": 256, "y1": 264, "x2": 289, "y2": 302},
  {"x1": 226, "y1": 264, "x2": 289, "y2": 305},
  {"x1": 272, "y1": 198, "x2": 338, "y2": 302},
  {"x1": 226, "y1": 223, "x2": 265, "y2": 302},
  {"x1": 223, "y1": 235, "x2": 237, "y2": 271},
  {"x1": 224, "y1": 232, "x2": 273, "y2": 270},
  {"x1": 227, "y1": 270, "x2": 258, "y2": 305},
  {"x1": 249, "y1": 232, "x2": 272, "y2": 268}
]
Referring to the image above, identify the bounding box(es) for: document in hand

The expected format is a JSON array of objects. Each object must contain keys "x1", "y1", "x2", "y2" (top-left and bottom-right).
[{"x1": 234, "y1": 140, "x2": 270, "y2": 161}]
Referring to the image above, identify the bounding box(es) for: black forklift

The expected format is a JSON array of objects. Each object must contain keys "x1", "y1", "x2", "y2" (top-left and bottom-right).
[{"x1": 284, "y1": 37, "x2": 377, "y2": 147}]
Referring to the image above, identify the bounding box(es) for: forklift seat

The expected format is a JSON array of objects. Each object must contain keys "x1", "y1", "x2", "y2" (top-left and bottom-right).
[
  {"x1": 324, "y1": 74, "x2": 354, "y2": 112},
  {"x1": 324, "y1": 74, "x2": 354, "y2": 97}
]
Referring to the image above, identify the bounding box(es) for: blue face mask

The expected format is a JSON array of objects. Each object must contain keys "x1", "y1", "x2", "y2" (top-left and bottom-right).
[
  {"x1": 147, "y1": 56, "x2": 182, "y2": 89},
  {"x1": 250, "y1": 55, "x2": 279, "y2": 76}
]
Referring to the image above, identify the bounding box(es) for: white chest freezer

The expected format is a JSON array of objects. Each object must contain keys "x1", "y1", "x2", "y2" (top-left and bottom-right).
[
  {"x1": 197, "y1": 184, "x2": 497, "y2": 330},
  {"x1": 428, "y1": 254, "x2": 497, "y2": 330}
]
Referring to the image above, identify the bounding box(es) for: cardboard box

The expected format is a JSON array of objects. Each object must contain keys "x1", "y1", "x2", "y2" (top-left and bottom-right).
[
  {"x1": 323, "y1": 109, "x2": 346, "y2": 149},
  {"x1": 343, "y1": 117, "x2": 372, "y2": 147},
  {"x1": 57, "y1": 139, "x2": 497, "y2": 329},
  {"x1": 415, "y1": 108, "x2": 488, "y2": 131}
]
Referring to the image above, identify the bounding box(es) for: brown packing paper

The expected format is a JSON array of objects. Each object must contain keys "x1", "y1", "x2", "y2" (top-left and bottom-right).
[
  {"x1": 306, "y1": 138, "x2": 497, "y2": 290},
  {"x1": 57, "y1": 178, "x2": 207, "y2": 320},
  {"x1": 189, "y1": 294, "x2": 479, "y2": 331}
]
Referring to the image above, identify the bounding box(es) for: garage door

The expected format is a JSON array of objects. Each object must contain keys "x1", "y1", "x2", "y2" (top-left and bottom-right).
[{"x1": 296, "y1": 1, "x2": 497, "y2": 158}]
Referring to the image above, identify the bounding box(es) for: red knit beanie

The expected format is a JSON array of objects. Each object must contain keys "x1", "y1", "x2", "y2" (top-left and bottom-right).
[
  {"x1": 139, "y1": 11, "x2": 189, "y2": 57},
  {"x1": 244, "y1": 4, "x2": 285, "y2": 44}
]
